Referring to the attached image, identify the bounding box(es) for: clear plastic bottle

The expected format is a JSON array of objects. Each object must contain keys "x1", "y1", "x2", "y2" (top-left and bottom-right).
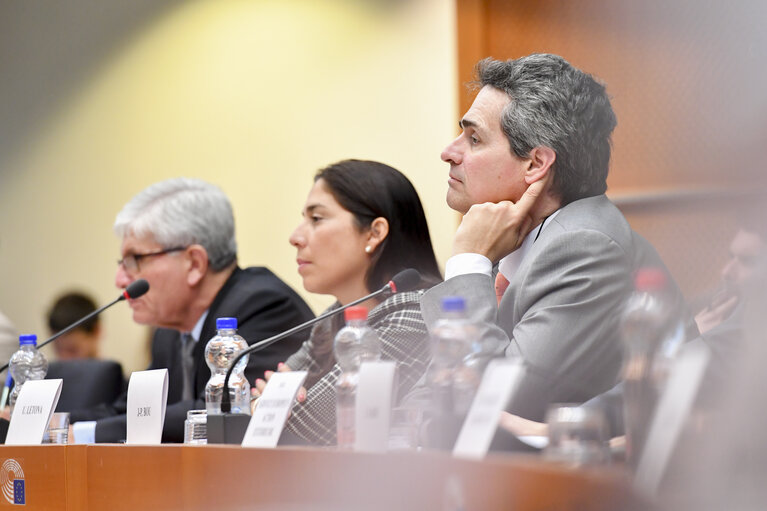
[
  {"x1": 8, "y1": 334, "x2": 49, "y2": 413},
  {"x1": 425, "y1": 296, "x2": 477, "y2": 449},
  {"x1": 333, "y1": 306, "x2": 381, "y2": 448},
  {"x1": 620, "y1": 267, "x2": 684, "y2": 466},
  {"x1": 204, "y1": 317, "x2": 251, "y2": 415}
]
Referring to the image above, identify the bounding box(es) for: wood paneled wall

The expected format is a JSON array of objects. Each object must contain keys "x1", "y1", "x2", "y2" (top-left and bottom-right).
[{"x1": 454, "y1": 0, "x2": 767, "y2": 300}]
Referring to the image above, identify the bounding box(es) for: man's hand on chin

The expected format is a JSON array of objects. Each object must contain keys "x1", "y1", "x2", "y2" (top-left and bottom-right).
[{"x1": 452, "y1": 178, "x2": 548, "y2": 263}]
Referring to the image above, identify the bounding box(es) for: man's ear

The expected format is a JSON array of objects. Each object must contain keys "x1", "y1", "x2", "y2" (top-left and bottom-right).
[
  {"x1": 366, "y1": 217, "x2": 390, "y2": 253},
  {"x1": 186, "y1": 245, "x2": 209, "y2": 286},
  {"x1": 525, "y1": 146, "x2": 556, "y2": 184}
]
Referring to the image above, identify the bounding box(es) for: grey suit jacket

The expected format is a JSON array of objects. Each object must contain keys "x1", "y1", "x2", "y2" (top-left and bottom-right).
[{"x1": 423, "y1": 195, "x2": 689, "y2": 422}]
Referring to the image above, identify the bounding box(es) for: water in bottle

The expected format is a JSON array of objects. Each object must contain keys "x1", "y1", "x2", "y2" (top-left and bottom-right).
[
  {"x1": 334, "y1": 306, "x2": 381, "y2": 448},
  {"x1": 8, "y1": 334, "x2": 49, "y2": 413},
  {"x1": 204, "y1": 317, "x2": 251, "y2": 414},
  {"x1": 425, "y1": 296, "x2": 477, "y2": 449}
]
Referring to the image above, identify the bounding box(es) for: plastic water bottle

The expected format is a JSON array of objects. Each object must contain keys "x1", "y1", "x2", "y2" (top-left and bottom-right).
[
  {"x1": 204, "y1": 317, "x2": 251, "y2": 415},
  {"x1": 425, "y1": 296, "x2": 478, "y2": 449},
  {"x1": 8, "y1": 334, "x2": 48, "y2": 413},
  {"x1": 620, "y1": 267, "x2": 685, "y2": 466},
  {"x1": 334, "y1": 306, "x2": 381, "y2": 448}
]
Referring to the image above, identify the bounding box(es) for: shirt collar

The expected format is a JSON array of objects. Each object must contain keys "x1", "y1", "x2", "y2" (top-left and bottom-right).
[
  {"x1": 187, "y1": 310, "x2": 209, "y2": 343},
  {"x1": 498, "y1": 209, "x2": 560, "y2": 282}
]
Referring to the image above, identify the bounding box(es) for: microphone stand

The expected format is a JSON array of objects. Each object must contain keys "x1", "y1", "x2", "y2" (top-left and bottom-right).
[
  {"x1": 207, "y1": 283, "x2": 395, "y2": 444},
  {"x1": 0, "y1": 284, "x2": 146, "y2": 374},
  {"x1": 0, "y1": 279, "x2": 148, "y2": 444}
]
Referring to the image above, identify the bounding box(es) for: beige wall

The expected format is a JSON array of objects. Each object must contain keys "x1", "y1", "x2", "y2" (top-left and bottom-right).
[{"x1": 0, "y1": 0, "x2": 459, "y2": 373}]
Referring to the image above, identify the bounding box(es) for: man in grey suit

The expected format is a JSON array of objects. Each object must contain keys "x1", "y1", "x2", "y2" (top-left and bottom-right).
[{"x1": 422, "y1": 54, "x2": 689, "y2": 425}]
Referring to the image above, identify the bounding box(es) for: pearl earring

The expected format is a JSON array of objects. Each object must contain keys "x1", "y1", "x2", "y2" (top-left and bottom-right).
[{"x1": 365, "y1": 246, "x2": 373, "y2": 254}]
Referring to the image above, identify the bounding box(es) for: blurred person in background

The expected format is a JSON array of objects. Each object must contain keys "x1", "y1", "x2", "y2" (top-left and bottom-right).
[
  {"x1": 668, "y1": 214, "x2": 767, "y2": 509},
  {"x1": 0, "y1": 236, "x2": 19, "y2": 382},
  {"x1": 694, "y1": 217, "x2": 767, "y2": 335},
  {"x1": 252, "y1": 160, "x2": 442, "y2": 446},
  {"x1": 0, "y1": 310, "x2": 17, "y2": 382},
  {"x1": 47, "y1": 291, "x2": 102, "y2": 360},
  {"x1": 499, "y1": 219, "x2": 767, "y2": 448}
]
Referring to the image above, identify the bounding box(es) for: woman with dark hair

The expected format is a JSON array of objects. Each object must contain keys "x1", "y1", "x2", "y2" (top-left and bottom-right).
[{"x1": 253, "y1": 159, "x2": 441, "y2": 445}]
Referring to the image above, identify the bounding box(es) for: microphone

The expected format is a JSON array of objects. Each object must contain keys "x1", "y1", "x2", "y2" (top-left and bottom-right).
[
  {"x1": 0, "y1": 279, "x2": 150, "y2": 374},
  {"x1": 217, "y1": 269, "x2": 422, "y2": 416}
]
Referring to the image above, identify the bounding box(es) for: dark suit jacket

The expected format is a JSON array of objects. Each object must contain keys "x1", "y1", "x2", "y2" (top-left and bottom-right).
[
  {"x1": 71, "y1": 266, "x2": 314, "y2": 443},
  {"x1": 46, "y1": 359, "x2": 126, "y2": 412}
]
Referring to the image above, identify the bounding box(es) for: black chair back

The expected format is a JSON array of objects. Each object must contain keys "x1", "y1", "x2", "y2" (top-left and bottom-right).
[{"x1": 45, "y1": 359, "x2": 125, "y2": 412}]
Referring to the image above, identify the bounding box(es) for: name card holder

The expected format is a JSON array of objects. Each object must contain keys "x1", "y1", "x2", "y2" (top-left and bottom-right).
[
  {"x1": 453, "y1": 359, "x2": 524, "y2": 459},
  {"x1": 355, "y1": 361, "x2": 397, "y2": 452},
  {"x1": 635, "y1": 341, "x2": 711, "y2": 496},
  {"x1": 5, "y1": 379, "x2": 63, "y2": 445},
  {"x1": 126, "y1": 369, "x2": 169, "y2": 445},
  {"x1": 242, "y1": 371, "x2": 307, "y2": 448}
]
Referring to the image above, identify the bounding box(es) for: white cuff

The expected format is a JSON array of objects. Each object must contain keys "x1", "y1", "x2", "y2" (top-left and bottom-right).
[
  {"x1": 445, "y1": 253, "x2": 492, "y2": 280},
  {"x1": 72, "y1": 421, "x2": 97, "y2": 444}
]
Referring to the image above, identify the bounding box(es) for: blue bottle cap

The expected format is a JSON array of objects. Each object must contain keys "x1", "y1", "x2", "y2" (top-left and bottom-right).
[
  {"x1": 216, "y1": 317, "x2": 238, "y2": 330},
  {"x1": 19, "y1": 334, "x2": 37, "y2": 346},
  {"x1": 441, "y1": 296, "x2": 466, "y2": 312}
]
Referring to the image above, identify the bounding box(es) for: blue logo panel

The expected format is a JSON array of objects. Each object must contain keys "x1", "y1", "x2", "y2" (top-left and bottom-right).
[{"x1": 13, "y1": 479, "x2": 25, "y2": 505}]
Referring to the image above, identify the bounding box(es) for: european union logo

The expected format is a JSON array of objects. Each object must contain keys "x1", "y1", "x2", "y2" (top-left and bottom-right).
[{"x1": 13, "y1": 479, "x2": 25, "y2": 505}]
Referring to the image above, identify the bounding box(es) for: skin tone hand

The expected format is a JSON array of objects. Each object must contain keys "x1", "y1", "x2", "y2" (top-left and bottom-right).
[
  {"x1": 250, "y1": 362, "x2": 306, "y2": 414},
  {"x1": 694, "y1": 293, "x2": 738, "y2": 334},
  {"x1": 452, "y1": 176, "x2": 550, "y2": 263},
  {"x1": 499, "y1": 411, "x2": 626, "y2": 451},
  {"x1": 499, "y1": 411, "x2": 549, "y2": 437}
]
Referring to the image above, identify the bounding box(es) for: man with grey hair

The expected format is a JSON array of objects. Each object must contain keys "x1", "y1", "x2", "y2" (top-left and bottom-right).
[
  {"x1": 71, "y1": 178, "x2": 314, "y2": 443},
  {"x1": 422, "y1": 54, "x2": 691, "y2": 438}
]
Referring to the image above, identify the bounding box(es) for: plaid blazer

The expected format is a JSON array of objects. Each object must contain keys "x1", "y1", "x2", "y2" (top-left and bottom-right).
[{"x1": 284, "y1": 290, "x2": 430, "y2": 445}]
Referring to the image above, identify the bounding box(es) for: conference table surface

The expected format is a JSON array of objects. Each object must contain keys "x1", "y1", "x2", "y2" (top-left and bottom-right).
[{"x1": 0, "y1": 444, "x2": 646, "y2": 510}]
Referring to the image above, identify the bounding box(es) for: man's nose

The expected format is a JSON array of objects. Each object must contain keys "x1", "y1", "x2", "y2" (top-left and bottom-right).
[
  {"x1": 721, "y1": 259, "x2": 738, "y2": 283},
  {"x1": 441, "y1": 136, "x2": 463, "y2": 165},
  {"x1": 115, "y1": 264, "x2": 132, "y2": 289}
]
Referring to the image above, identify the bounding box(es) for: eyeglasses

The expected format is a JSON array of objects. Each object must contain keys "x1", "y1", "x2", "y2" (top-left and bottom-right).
[{"x1": 117, "y1": 246, "x2": 187, "y2": 273}]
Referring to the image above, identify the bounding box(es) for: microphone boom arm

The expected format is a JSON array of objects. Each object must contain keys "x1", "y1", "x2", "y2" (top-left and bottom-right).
[
  {"x1": 0, "y1": 279, "x2": 149, "y2": 374},
  {"x1": 219, "y1": 284, "x2": 391, "y2": 413}
]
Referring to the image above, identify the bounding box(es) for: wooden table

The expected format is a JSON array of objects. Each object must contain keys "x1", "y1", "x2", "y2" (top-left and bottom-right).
[{"x1": 0, "y1": 445, "x2": 644, "y2": 510}]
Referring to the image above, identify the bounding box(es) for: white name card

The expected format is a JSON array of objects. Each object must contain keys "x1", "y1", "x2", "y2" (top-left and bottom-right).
[
  {"x1": 126, "y1": 369, "x2": 169, "y2": 445},
  {"x1": 635, "y1": 341, "x2": 710, "y2": 496},
  {"x1": 5, "y1": 379, "x2": 63, "y2": 445},
  {"x1": 242, "y1": 371, "x2": 307, "y2": 448},
  {"x1": 355, "y1": 361, "x2": 398, "y2": 453},
  {"x1": 453, "y1": 359, "x2": 524, "y2": 459}
]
